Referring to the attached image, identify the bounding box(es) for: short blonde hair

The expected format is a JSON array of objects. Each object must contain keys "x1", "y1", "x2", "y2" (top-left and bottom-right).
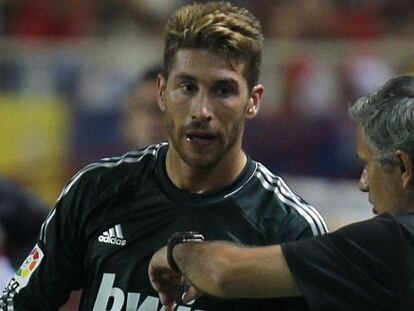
[{"x1": 163, "y1": 1, "x2": 264, "y2": 90}]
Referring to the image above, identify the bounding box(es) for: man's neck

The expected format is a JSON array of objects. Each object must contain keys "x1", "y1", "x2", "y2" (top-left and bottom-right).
[{"x1": 165, "y1": 148, "x2": 247, "y2": 194}]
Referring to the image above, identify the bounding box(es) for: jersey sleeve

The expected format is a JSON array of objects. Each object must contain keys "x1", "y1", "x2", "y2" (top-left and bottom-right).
[
  {"x1": 281, "y1": 214, "x2": 406, "y2": 310},
  {"x1": 276, "y1": 202, "x2": 328, "y2": 242},
  {"x1": 1, "y1": 174, "x2": 88, "y2": 310},
  {"x1": 273, "y1": 177, "x2": 329, "y2": 241}
]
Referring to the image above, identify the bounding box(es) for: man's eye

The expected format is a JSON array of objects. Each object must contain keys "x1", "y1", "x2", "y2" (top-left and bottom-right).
[
  {"x1": 215, "y1": 86, "x2": 234, "y2": 97},
  {"x1": 180, "y1": 82, "x2": 197, "y2": 93}
]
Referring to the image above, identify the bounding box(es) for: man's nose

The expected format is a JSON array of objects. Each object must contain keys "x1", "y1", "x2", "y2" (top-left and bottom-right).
[{"x1": 191, "y1": 93, "x2": 213, "y2": 121}]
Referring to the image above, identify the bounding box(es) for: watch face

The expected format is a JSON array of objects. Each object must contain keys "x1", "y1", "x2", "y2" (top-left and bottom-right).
[
  {"x1": 169, "y1": 231, "x2": 205, "y2": 243},
  {"x1": 182, "y1": 232, "x2": 205, "y2": 242}
]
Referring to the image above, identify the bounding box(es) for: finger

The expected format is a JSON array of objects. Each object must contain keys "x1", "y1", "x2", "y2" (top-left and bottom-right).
[
  {"x1": 159, "y1": 292, "x2": 176, "y2": 308},
  {"x1": 158, "y1": 273, "x2": 183, "y2": 305},
  {"x1": 182, "y1": 286, "x2": 200, "y2": 304},
  {"x1": 149, "y1": 270, "x2": 167, "y2": 292},
  {"x1": 150, "y1": 269, "x2": 181, "y2": 291},
  {"x1": 160, "y1": 302, "x2": 176, "y2": 311}
]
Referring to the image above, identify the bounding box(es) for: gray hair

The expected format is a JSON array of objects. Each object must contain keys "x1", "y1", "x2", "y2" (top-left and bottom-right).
[{"x1": 350, "y1": 75, "x2": 414, "y2": 171}]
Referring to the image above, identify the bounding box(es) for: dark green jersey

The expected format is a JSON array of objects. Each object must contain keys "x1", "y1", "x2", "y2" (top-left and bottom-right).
[{"x1": 1, "y1": 144, "x2": 328, "y2": 311}]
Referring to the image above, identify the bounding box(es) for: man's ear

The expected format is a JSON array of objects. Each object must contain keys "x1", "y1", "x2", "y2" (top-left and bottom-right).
[
  {"x1": 246, "y1": 84, "x2": 264, "y2": 119},
  {"x1": 395, "y1": 149, "x2": 413, "y2": 188},
  {"x1": 157, "y1": 74, "x2": 166, "y2": 111}
]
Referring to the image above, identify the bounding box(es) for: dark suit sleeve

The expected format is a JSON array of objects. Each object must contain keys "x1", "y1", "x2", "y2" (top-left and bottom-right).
[{"x1": 281, "y1": 214, "x2": 406, "y2": 311}]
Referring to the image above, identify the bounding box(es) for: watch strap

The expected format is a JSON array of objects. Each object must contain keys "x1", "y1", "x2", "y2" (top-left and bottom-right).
[{"x1": 167, "y1": 231, "x2": 205, "y2": 272}]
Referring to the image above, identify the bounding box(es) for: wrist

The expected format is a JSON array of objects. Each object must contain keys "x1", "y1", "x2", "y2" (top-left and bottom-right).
[{"x1": 167, "y1": 231, "x2": 204, "y2": 272}]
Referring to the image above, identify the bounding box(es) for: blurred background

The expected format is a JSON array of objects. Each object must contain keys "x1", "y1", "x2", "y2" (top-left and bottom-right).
[{"x1": 1, "y1": 0, "x2": 414, "y2": 237}]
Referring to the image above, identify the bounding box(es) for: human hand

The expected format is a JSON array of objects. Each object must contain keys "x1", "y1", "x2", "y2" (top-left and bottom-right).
[{"x1": 148, "y1": 246, "x2": 182, "y2": 310}]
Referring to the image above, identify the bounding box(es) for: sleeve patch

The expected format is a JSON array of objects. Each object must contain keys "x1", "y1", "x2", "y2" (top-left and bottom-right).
[{"x1": 9, "y1": 244, "x2": 44, "y2": 293}]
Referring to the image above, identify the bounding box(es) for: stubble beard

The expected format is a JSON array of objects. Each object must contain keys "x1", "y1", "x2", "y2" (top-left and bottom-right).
[{"x1": 164, "y1": 114, "x2": 245, "y2": 170}]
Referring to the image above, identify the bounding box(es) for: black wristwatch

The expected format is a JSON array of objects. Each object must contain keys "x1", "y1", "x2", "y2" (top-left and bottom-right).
[{"x1": 167, "y1": 231, "x2": 205, "y2": 272}]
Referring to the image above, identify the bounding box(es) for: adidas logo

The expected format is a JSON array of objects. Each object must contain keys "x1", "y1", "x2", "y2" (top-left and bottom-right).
[{"x1": 98, "y1": 224, "x2": 126, "y2": 246}]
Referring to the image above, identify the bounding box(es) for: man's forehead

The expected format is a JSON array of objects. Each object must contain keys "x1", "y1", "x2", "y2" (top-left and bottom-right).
[{"x1": 170, "y1": 49, "x2": 245, "y2": 77}]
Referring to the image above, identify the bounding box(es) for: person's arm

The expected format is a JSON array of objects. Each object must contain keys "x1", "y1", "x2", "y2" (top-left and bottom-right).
[
  {"x1": 149, "y1": 241, "x2": 302, "y2": 307},
  {"x1": 1, "y1": 177, "x2": 87, "y2": 310}
]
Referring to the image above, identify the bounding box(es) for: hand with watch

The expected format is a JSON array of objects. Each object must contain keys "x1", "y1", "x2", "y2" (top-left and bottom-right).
[
  {"x1": 167, "y1": 231, "x2": 205, "y2": 272},
  {"x1": 148, "y1": 231, "x2": 204, "y2": 311}
]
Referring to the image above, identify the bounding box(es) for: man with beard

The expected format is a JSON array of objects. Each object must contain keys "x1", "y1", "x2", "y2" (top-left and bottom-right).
[{"x1": 1, "y1": 2, "x2": 327, "y2": 310}]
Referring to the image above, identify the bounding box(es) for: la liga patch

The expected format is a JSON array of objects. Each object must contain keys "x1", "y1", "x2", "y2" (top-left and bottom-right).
[{"x1": 13, "y1": 244, "x2": 44, "y2": 292}]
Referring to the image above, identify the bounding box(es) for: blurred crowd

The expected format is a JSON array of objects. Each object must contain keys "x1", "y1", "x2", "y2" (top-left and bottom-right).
[
  {"x1": 1, "y1": 0, "x2": 414, "y2": 39},
  {"x1": 0, "y1": 0, "x2": 413, "y2": 202}
]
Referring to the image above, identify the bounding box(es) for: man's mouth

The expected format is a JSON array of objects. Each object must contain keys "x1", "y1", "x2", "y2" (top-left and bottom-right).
[{"x1": 185, "y1": 132, "x2": 216, "y2": 143}]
